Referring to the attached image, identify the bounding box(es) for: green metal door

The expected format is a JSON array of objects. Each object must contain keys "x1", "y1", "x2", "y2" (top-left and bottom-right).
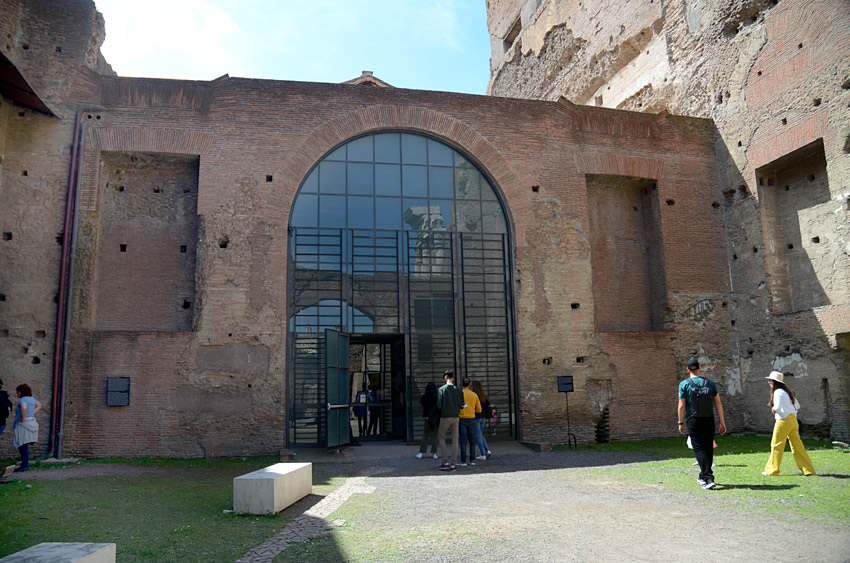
[{"x1": 325, "y1": 329, "x2": 351, "y2": 448}]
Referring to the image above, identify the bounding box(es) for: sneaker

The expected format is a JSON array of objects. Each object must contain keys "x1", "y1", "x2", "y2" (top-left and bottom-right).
[
  {"x1": 432, "y1": 454, "x2": 439, "y2": 459},
  {"x1": 475, "y1": 455, "x2": 487, "y2": 461},
  {"x1": 469, "y1": 460, "x2": 475, "y2": 466},
  {"x1": 486, "y1": 451, "x2": 492, "y2": 459},
  {"x1": 761, "y1": 471, "x2": 770, "y2": 476},
  {"x1": 702, "y1": 480, "x2": 716, "y2": 490},
  {"x1": 697, "y1": 478, "x2": 706, "y2": 486},
  {"x1": 457, "y1": 462, "x2": 467, "y2": 467},
  {"x1": 692, "y1": 461, "x2": 699, "y2": 466},
  {"x1": 438, "y1": 463, "x2": 452, "y2": 471},
  {"x1": 712, "y1": 461, "x2": 717, "y2": 467},
  {"x1": 415, "y1": 453, "x2": 423, "y2": 459}
]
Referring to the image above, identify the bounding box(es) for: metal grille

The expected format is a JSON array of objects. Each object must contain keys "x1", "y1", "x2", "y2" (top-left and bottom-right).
[{"x1": 289, "y1": 226, "x2": 515, "y2": 446}]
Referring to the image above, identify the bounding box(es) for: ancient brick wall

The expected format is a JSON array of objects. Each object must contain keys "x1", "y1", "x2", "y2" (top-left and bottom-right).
[{"x1": 488, "y1": 0, "x2": 850, "y2": 441}]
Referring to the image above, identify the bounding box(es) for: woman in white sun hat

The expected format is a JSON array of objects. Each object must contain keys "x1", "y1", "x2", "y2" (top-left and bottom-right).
[{"x1": 762, "y1": 371, "x2": 815, "y2": 476}]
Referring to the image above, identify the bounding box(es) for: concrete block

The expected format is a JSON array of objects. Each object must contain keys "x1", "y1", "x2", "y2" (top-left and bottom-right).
[
  {"x1": 233, "y1": 462, "x2": 312, "y2": 515},
  {"x1": 0, "y1": 542, "x2": 116, "y2": 562}
]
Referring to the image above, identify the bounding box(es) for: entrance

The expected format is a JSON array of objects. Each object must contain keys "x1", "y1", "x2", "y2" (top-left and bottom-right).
[{"x1": 286, "y1": 131, "x2": 518, "y2": 449}]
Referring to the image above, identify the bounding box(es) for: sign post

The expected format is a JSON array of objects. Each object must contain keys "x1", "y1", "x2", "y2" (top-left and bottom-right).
[{"x1": 557, "y1": 375, "x2": 577, "y2": 449}]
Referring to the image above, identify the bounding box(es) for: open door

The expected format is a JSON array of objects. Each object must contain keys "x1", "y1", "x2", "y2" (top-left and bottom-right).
[{"x1": 325, "y1": 329, "x2": 351, "y2": 448}]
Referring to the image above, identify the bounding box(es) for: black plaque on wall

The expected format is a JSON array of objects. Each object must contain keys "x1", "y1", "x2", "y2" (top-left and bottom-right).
[{"x1": 106, "y1": 377, "x2": 130, "y2": 406}]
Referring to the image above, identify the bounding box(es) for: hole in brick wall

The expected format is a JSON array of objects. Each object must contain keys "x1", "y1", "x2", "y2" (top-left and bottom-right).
[
  {"x1": 53, "y1": 294, "x2": 58, "y2": 303},
  {"x1": 21, "y1": 170, "x2": 27, "y2": 176},
  {"x1": 808, "y1": 173, "x2": 815, "y2": 182},
  {"x1": 117, "y1": 185, "x2": 124, "y2": 192},
  {"x1": 738, "y1": 185, "x2": 748, "y2": 197},
  {"x1": 183, "y1": 188, "x2": 190, "y2": 193},
  {"x1": 652, "y1": 183, "x2": 657, "y2": 191},
  {"x1": 633, "y1": 206, "x2": 638, "y2": 211},
  {"x1": 712, "y1": 201, "x2": 720, "y2": 208},
  {"x1": 731, "y1": 320, "x2": 736, "y2": 326},
  {"x1": 56, "y1": 233, "x2": 63, "y2": 244},
  {"x1": 576, "y1": 356, "x2": 585, "y2": 364},
  {"x1": 22, "y1": 43, "x2": 29, "y2": 50},
  {"x1": 31, "y1": 356, "x2": 40, "y2": 364},
  {"x1": 2, "y1": 232, "x2": 11, "y2": 241},
  {"x1": 182, "y1": 300, "x2": 191, "y2": 309},
  {"x1": 56, "y1": 46, "x2": 62, "y2": 53},
  {"x1": 785, "y1": 185, "x2": 790, "y2": 190},
  {"x1": 34, "y1": 330, "x2": 46, "y2": 338},
  {"x1": 542, "y1": 357, "x2": 552, "y2": 365},
  {"x1": 266, "y1": 175, "x2": 273, "y2": 182},
  {"x1": 96, "y1": 114, "x2": 101, "y2": 120},
  {"x1": 228, "y1": 332, "x2": 233, "y2": 337},
  {"x1": 721, "y1": 301, "x2": 728, "y2": 308},
  {"x1": 785, "y1": 345, "x2": 791, "y2": 352},
  {"x1": 767, "y1": 178, "x2": 774, "y2": 186},
  {"x1": 219, "y1": 236, "x2": 229, "y2": 249},
  {"x1": 813, "y1": 98, "x2": 821, "y2": 107},
  {"x1": 732, "y1": 253, "x2": 738, "y2": 260},
  {"x1": 0, "y1": 294, "x2": 5, "y2": 301},
  {"x1": 153, "y1": 186, "x2": 161, "y2": 193},
  {"x1": 0, "y1": 329, "x2": 7, "y2": 337},
  {"x1": 844, "y1": 135, "x2": 850, "y2": 154},
  {"x1": 571, "y1": 303, "x2": 580, "y2": 309},
  {"x1": 665, "y1": 199, "x2": 675, "y2": 205},
  {"x1": 119, "y1": 244, "x2": 127, "y2": 252},
  {"x1": 758, "y1": 177, "x2": 765, "y2": 186},
  {"x1": 781, "y1": 118, "x2": 787, "y2": 125},
  {"x1": 757, "y1": 70, "x2": 762, "y2": 76},
  {"x1": 843, "y1": 78, "x2": 850, "y2": 89},
  {"x1": 811, "y1": 236, "x2": 820, "y2": 243},
  {"x1": 531, "y1": 185, "x2": 540, "y2": 193},
  {"x1": 17, "y1": 111, "x2": 24, "y2": 117},
  {"x1": 717, "y1": 93, "x2": 723, "y2": 104},
  {"x1": 737, "y1": 141, "x2": 742, "y2": 147},
  {"x1": 753, "y1": 246, "x2": 758, "y2": 253},
  {"x1": 787, "y1": 243, "x2": 794, "y2": 249},
  {"x1": 180, "y1": 245, "x2": 187, "y2": 253},
  {"x1": 722, "y1": 188, "x2": 735, "y2": 198}
]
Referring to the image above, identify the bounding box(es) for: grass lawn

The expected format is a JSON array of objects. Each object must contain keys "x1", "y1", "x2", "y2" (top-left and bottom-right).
[
  {"x1": 558, "y1": 433, "x2": 850, "y2": 521},
  {"x1": 0, "y1": 456, "x2": 348, "y2": 561}
]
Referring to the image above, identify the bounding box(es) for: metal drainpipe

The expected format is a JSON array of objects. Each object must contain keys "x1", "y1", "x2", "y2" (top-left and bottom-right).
[{"x1": 50, "y1": 106, "x2": 104, "y2": 460}]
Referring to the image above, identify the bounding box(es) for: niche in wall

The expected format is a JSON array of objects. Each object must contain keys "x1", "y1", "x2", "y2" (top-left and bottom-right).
[
  {"x1": 95, "y1": 152, "x2": 200, "y2": 331},
  {"x1": 757, "y1": 139, "x2": 834, "y2": 314},
  {"x1": 586, "y1": 174, "x2": 667, "y2": 331}
]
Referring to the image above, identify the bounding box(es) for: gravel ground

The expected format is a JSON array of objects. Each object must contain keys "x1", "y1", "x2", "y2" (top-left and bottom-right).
[{"x1": 309, "y1": 449, "x2": 850, "y2": 563}]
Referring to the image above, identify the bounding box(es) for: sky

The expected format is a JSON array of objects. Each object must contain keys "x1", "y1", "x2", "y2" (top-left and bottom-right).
[{"x1": 93, "y1": 0, "x2": 493, "y2": 95}]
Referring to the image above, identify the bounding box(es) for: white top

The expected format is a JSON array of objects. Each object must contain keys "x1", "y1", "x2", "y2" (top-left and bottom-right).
[{"x1": 772, "y1": 388, "x2": 800, "y2": 420}]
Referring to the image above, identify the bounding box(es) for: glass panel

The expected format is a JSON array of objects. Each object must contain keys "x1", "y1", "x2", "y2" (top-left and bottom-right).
[
  {"x1": 455, "y1": 168, "x2": 480, "y2": 200},
  {"x1": 375, "y1": 197, "x2": 402, "y2": 230},
  {"x1": 481, "y1": 172, "x2": 498, "y2": 201},
  {"x1": 429, "y1": 199, "x2": 453, "y2": 231},
  {"x1": 319, "y1": 195, "x2": 346, "y2": 227},
  {"x1": 457, "y1": 201, "x2": 481, "y2": 232},
  {"x1": 401, "y1": 134, "x2": 427, "y2": 164},
  {"x1": 402, "y1": 165, "x2": 427, "y2": 197},
  {"x1": 482, "y1": 201, "x2": 506, "y2": 233},
  {"x1": 428, "y1": 139, "x2": 454, "y2": 166},
  {"x1": 375, "y1": 164, "x2": 401, "y2": 196},
  {"x1": 326, "y1": 145, "x2": 346, "y2": 161},
  {"x1": 429, "y1": 166, "x2": 454, "y2": 199},
  {"x1": 348, "y1": 162, "x2": 373, "y2": 195},
  {"x1": 375, "y1": 133, "x2": 400, "y2": 163},
  {"x1": 348, "y1": 196, "x2": 374, "y2": 229},
  {"x1": 290, "y1": 193, "x2": 318, "y2": 227},
  {"x1": 402, "y1": 198, "x2": 429, "y2": 230},
  {"x1": 319, "y1": 161, "x2": 346, "y2": 194},
  {"x1": 347, "y1": 136, "x2": 373, "y2": 162},
  {"x1": 301, "y1": 168, "x2": 318, "y2": 193}
]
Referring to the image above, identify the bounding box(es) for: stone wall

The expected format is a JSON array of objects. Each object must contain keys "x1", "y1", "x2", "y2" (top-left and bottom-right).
[{"x1": 488, "y1": 0, "x2": 850, "y2": 440}]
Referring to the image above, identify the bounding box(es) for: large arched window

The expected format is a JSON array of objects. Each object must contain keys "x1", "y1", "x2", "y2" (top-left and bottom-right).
[{"x1": 290, "y1": 132, "x2": 507, "y2": 234}]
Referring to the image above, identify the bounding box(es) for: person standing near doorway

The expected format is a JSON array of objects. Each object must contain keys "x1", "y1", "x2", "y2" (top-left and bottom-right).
[
  {"x1": 353, "y1": 383, "x2": 368, "y2": 438},
  {"x1": 678, "y1": 358, "x2": 726, "y2": 489},
  {"x1": 437, "y1": 371, "x2": 464, "y2": 471},
  {"x1": 416, "y1": 382, "x2": 440, "y2": 459}
]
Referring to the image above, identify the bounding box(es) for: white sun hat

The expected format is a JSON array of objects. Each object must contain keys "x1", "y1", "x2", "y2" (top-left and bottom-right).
[{"x1": 766, "y1": 371, "x2": 785, "y2": 383}]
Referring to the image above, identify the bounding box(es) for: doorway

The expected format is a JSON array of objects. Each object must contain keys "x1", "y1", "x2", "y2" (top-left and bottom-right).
[{"x1": 349, "y1": 335, "x2": 406, "y2": 442}]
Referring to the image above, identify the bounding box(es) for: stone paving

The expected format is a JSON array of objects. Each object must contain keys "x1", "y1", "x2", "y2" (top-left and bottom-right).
[{"x1": 234, "y1": 467, "x2": 390, "y2": 563}]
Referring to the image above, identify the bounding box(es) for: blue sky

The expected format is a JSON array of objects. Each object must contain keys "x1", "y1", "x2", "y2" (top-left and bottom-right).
[{"x1": 94, "y1": 0, "x2": 492, "y2": 95}]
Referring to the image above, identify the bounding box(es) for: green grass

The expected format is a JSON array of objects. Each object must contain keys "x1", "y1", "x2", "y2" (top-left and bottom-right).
[
  {"x1": 558, "y1": 434, "x2": 850, "y2": 521},
  {"x1": 0, "y1": 457, "x2": 348, "y2": 562}
]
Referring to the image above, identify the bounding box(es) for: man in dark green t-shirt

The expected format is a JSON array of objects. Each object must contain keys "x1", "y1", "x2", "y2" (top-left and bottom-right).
[
  {"x1": 678, "y1": 358, "x2": 727, "y2": 489},
  {"x1": 437, "y1": 371, "x2": 464, "y2": 471}
]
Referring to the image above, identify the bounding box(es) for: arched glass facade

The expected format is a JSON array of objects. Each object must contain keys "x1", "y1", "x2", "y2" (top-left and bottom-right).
[{"x1": 287, "y1": 132, "x2": 515, "y2": 446}]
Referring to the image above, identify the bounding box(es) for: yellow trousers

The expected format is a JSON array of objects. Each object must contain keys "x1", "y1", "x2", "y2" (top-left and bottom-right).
[{"x1": 763, "y1": 413, "x2": 816, "y2": 476}]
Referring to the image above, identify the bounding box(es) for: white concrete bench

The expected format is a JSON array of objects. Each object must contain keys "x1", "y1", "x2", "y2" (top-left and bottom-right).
[
  {"x1": 0, "y1": 542, "x2": 116, "y2": 562},
  {"x1": 233, "y1": 462, "x2": 312, "y2": 515}
]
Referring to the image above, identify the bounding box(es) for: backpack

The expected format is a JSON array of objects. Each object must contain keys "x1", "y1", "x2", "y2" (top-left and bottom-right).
[
  {"x1": 0, "y1": 391, "x2": 11, "y2": 422},
  {"x1": 688, "y1": 378, "x2": 714, "y2": 418}
]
